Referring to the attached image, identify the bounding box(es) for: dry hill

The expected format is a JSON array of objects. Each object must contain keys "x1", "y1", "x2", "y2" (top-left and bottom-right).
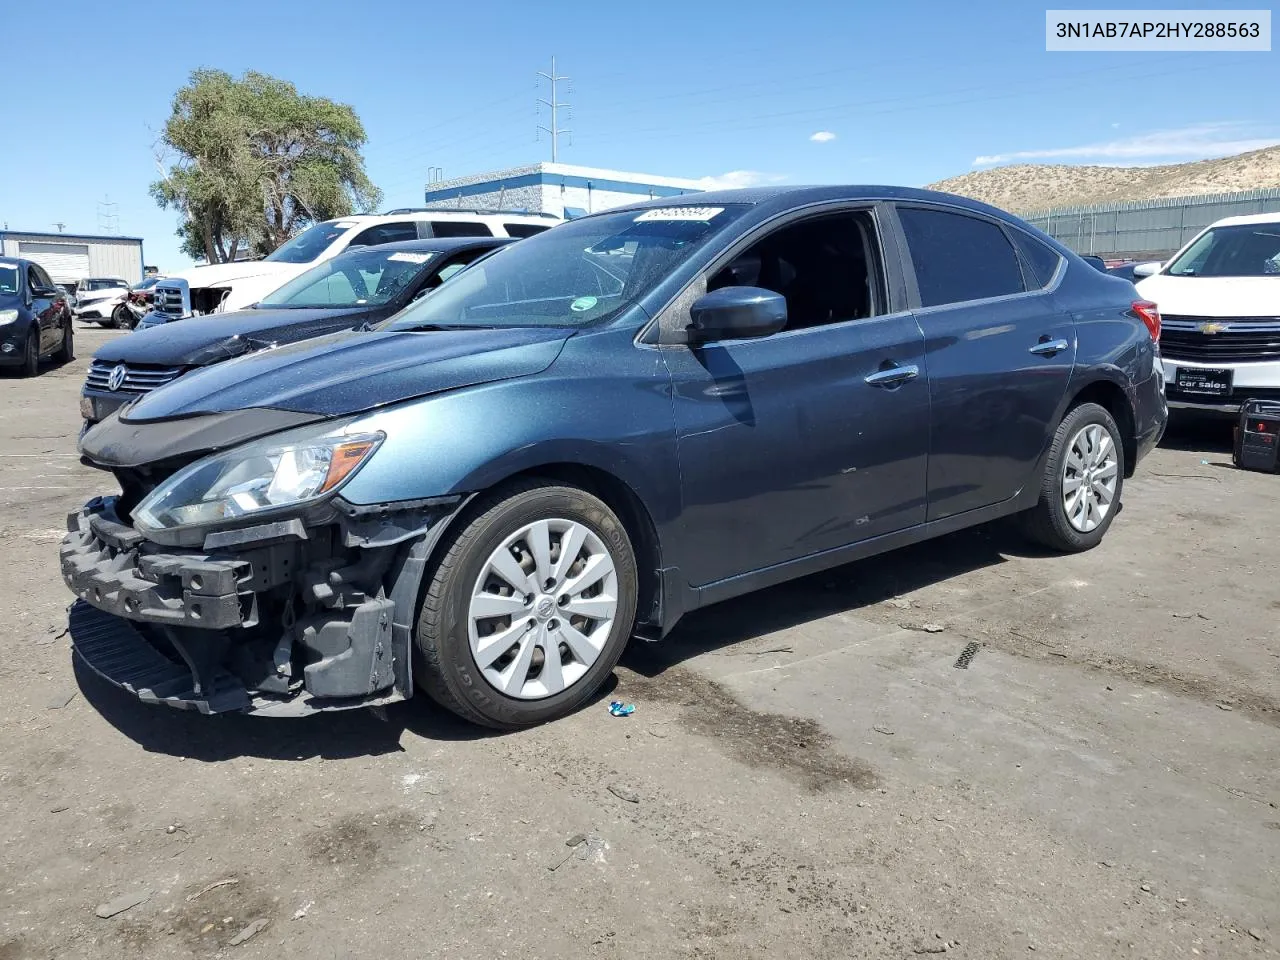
[{"x1": 927, "y1": 144, "x2": 1280, "y2": 214}]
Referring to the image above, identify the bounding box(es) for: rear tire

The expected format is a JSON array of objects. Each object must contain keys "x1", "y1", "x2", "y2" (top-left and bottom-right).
[
  {"x1": 414, "y1": 481, "x2": 638, "y2": 729},
  {"x1": 54, "y1": 321, "x2": 74, "y2": 363},
  {"x1": 1020, "y1": 402, "x2": 1124, "y2": 552},
  {"x1": 20, "y1": 331, "x2": 39, "y2": 377}
]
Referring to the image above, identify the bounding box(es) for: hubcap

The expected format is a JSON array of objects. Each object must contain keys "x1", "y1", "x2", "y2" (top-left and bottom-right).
[
  {"x1": 468, "y1": 518, "x2": 618, "y2": 700},
  {"x1": 1062, "y1": 423, "x2": 1118, "y2": 533}
]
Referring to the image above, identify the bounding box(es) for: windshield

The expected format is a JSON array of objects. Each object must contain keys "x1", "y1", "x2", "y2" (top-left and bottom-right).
[
  {"x1": 134, "y1": 277, "x2": 160, "y2": 290},
  {"x1": 0, "y1": 264, "x2": 18, "y2": 295},
  {"x1": 1167, "y1": 224, "x2": 1280, "y2": 277},
  {"x1": 384, "y1": 204, "x2": 746, "y2": 330},
  {"x1": 81, "y1": 279, "x2": 126, "y2": 291},
  {"x1": 259, "y1": 247, "x2": 438, "y2": 308},
  {"x1": 264, "y1": 220, "x2": 355, "y2": 264}
]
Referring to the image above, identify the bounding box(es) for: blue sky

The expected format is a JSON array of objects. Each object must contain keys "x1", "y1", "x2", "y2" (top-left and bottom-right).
[{"x1": 2, "y1": 0, "x2": 1274, "y2": 270}]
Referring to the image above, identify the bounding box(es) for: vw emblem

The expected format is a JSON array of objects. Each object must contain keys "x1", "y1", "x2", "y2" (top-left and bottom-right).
[{"x1": 107, "y1": 364, "x2": 128, "y2": 392}]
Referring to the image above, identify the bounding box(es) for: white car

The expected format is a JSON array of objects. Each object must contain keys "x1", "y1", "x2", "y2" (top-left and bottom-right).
[
  {"x1": 72, "y1": 278, "x2": 131, "y2": 327},
  {"x1": 1136, "y1": 211, "x2": 1280, "y2": 414},
  {"x1": 149, "y1": 210, "x2": 560, "y2": 322}
]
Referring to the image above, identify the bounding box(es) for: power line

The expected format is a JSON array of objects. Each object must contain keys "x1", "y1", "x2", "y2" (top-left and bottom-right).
[{"x1": 536, "y1": 56, "x2": 572, "y2": 163}]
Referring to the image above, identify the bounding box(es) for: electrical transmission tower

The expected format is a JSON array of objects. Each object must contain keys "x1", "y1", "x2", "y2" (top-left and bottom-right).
[
  {"x1": 536, "y1": 57, "x2": 572, "y2": 163},
  {"x1": 96, "y1": 196, "x2": 119, "y2": 235}
]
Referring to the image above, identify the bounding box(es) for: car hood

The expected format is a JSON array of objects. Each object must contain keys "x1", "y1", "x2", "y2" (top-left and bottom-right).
[
  {"x1": 123, "y1": 326, "x2": 574, "y2": 421},
  {"x1": 95, "y1": 306, "x2": 367, "y2": 366},
  {"x1": 1136, "y1": 274, "x2": 1280, "y2": 316},
  {"x1": 166, "y1": 261, "x2": 296, "y2": 287}
]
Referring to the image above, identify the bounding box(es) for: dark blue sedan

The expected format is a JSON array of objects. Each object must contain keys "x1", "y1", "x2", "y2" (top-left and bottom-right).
[
  {"x1": 62, "y1": 186, "x2": 1167, "y2": 728},
  {"x1": 0, "y1": 258, "x2": 74, "y2": 375}
]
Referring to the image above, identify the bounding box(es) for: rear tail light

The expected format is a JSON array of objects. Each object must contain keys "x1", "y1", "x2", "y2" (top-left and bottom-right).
[{"x1": 1132, "y1": 300, "x2": 1161, "y2": 341}]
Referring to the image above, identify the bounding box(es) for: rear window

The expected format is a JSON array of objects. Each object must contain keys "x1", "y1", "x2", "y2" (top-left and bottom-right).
[
  {"x1": 503, "y1": 223, "x2": 552, "y2": 238},
  {"x1": 430, "y1": 221, "x2": 493, "y2": 238},
  {"x1": 898, "y1": 206, "x2": 1027, "y2": 307}
]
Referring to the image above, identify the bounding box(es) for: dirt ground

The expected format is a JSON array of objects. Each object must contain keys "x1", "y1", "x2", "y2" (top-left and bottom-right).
[{"x1": 1, "y1": 324, "x2": 1277, "y2": 960}]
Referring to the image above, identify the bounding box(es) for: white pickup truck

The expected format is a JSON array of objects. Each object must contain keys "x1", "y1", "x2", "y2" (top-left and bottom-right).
[
  {"x1": 1136, "y1": 211, "x2": 1280, "y2": 414},
  {"x1": 149, "y1": 210, "x2": 559, "y2": 322}
]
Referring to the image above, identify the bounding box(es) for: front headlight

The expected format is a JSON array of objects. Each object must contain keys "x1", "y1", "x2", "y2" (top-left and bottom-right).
[
  {"x1": 133, "y1": 422, "x2": 384, "y2": 533},
  {"x1": 0, "y1": 309, "x2": 18, "y2": 326}
]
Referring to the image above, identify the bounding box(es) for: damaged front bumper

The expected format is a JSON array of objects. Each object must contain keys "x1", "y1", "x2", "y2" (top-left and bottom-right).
[{"x1": 60, "y1": 494, "x2": 463, "y2": 716}]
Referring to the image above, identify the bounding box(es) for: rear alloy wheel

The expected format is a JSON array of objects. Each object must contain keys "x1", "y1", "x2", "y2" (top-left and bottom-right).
[
  {"x1": 1020, "y1": 402, "x2": 1124, "y2": 552},
  {"x1": 414, "y1": 481, "x2": 638, "y2": 729},
  {"x1": 20, "y1": 331, "x2": 39, "y2": 377}
]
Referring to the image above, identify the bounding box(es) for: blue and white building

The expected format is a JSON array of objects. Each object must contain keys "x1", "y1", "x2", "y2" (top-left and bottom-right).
[
  {"x1": 420, "y1": 163, "x2": 706, "y2": 218},
  {"x1": 0, "y1": 229, "x2": 146, "y2": 284}
]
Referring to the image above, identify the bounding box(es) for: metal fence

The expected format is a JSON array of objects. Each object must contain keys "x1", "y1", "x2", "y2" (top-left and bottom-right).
[{"x1": 1022, "y1": 188, "x2": 1280, "y2": 260}]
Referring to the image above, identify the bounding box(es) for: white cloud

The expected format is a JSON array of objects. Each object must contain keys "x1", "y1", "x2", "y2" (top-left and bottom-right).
[
  {"x1": 973, "y1": 122, "x2": 1280, "y2": 167},
  {"x1": 809, "y1": 130, "x2": 837, "y2": 143},
  {"x1": 1110, "y1": 122, "x2": 1121, "y2": 129},
  {"x1": 696, "y1": 170, "x2": 788, "y2": 190}
]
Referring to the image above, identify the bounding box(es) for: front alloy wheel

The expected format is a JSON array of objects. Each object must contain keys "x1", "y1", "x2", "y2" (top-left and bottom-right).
[{"x1": 414, "y1": 481, "x2": 638, "y2": 729}]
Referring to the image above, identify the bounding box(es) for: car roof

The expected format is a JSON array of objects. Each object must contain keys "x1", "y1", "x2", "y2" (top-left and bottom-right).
[
  {"x1": 323, "y1": 211, "x2": 557, "y2": 228},
  {"x1": 614, "y1": 184, "x2": 1025, "y2": 221},
  {"x1": 1209, "y1": 211, "x2": 1280, "y2": 228}
]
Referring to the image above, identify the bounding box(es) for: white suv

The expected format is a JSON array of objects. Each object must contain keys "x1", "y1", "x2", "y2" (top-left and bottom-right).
[
  {"x1": 1137, "y1": 211, "x2": 1280, "y2": 413},
  {"x1": 150, "y1": 210, "x2": 559, "y2": 322}
]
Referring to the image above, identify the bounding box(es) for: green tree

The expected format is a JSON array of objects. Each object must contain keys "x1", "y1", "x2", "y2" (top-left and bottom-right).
[{"x1": 151, "y1": 69, "x2": 382, "y2": 263}]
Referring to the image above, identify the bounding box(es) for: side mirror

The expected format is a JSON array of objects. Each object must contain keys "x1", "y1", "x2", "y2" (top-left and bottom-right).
[
  {"x1": 1081, "y1": 255, "x2": 1107, "y2": 273},
  {"x1": 31, "y1": 285, "x2": 59, "y2": 299},
  {"x1": 1132, "y1": 261, "x2": 1162, "y2": 279},
  {"x1": 688, "y1": 286, "x2": 787, "y2": 344}
]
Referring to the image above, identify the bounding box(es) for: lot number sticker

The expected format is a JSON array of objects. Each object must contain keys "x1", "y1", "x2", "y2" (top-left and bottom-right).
[
  {"x1": 635, "y1": 207, "x2": 725, "y2": 222},
  {"x1": 387, "y1": 252, "x2": 433, "y2": 264}
]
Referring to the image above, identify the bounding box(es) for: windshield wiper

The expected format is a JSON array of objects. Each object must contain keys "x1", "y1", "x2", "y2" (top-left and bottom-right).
[{"x1": 391, "y1": 323, "x2": 497, "y2": 333}]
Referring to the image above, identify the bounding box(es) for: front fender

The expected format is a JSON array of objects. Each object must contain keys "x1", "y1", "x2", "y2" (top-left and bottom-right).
[{"x1": 340, "y1": 329, "x2": 680, "y2": 533}]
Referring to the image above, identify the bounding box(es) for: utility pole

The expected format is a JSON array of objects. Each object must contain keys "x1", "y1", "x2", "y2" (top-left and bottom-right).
[
  {"x1": 536, "y1": 57, "x2": 571, "y2": 163},
  {"x1": 52, "y1": 222, "x2": 66, "y2": 233},
  {"x1": 96, "y1": 195, "x2": 119, "y2": 235}
]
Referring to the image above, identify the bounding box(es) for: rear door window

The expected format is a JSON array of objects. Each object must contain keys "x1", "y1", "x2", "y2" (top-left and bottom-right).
[
  {"x1": 897, "y1": 206, "x2": 1027, "y2": 307},
  {"x1": 429, "y1": 221, "x2": 493, "y2": 238},
  {"x1": 1010, "y1": 230, "x2": 1064, "y2": 289}
]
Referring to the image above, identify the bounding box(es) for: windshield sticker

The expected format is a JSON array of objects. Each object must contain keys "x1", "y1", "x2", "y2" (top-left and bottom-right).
[
  {"x1": 387, "y1": 252, "x2": 433, "y2": 264},
  {"x1": 570, "y1": 296, "x2": 599, "y2": 312},
  {"x1": 333, "y1": 220, "x2": 358, "y2": 228},
  {"x1": 635, "y1": 207, "x2": 724, "y2": 223}
]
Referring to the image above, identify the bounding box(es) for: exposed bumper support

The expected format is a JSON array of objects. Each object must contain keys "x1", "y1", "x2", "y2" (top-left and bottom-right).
[{"x1": 60, "y1": 495, "x2": 463, "y2": 715}]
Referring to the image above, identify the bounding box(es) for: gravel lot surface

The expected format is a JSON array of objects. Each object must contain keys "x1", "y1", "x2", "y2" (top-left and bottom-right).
[{"x1": 2, "y1": 325, "x2": 1276, "y2": 959}]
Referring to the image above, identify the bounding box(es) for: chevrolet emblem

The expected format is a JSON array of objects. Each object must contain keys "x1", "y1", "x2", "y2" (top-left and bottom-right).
[{"x1": 1198, "y1": 322, "x2": 1227, "y2": 335}]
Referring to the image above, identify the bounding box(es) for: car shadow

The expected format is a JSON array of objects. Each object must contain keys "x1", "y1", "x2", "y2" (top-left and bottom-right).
[
  {"x1": 74, "y1": 649, "x2": 625, "y2": 761},
  {"x1": 72, "y1": 656, "x2": 496, "y2": 761},
  {"x1": 623, "y1": 521, "x2": 1029, "y2": 677},
  {"x1": 1159, "y1": 412, "x2": 1234, "y2": 454}
]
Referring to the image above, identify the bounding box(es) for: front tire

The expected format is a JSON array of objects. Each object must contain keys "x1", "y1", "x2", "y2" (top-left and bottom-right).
[
  {"x1": 20, "y1": 331, "x2": 39, "y2": 377},
  {"x1": 111, "y1": 304, "x2": 134, "y2": 330},
  {"x1": 414, "y1": 481, "x2": 639, "y2": 729},
  {"x1": 1020, "y1": 402, "x2": 1124, "y2": 552}
]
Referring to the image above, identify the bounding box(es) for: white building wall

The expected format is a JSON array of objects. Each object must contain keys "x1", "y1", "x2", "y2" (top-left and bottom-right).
[{"x1": 0, "y1": 234, "x2": 142, "y2": 283}]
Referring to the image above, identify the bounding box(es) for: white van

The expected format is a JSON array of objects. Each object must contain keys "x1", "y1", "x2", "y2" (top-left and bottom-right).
[
  {"x1": 149, "y1": 210, "x2": 559, "y2": 322},
  {"x1": 1136, "y1": 211, "x2": 1280, "y2": 413}
]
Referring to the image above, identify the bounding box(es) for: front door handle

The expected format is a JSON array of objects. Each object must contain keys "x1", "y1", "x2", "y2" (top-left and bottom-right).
[
  {"x1": 864, "y1": 363, "x2": 920, "y2": 387},
  {"x1": 1029, "y1": 338, "x2": 1069, "y2": 356}
]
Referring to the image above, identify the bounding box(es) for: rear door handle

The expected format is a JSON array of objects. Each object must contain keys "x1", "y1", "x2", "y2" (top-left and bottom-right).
[
  {"x1": 1029, "y1": 338, "x2": 1069, "y2": 356},
  {"x1": 864, "y1": 363, "x2": 920, "y2": 387}
]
